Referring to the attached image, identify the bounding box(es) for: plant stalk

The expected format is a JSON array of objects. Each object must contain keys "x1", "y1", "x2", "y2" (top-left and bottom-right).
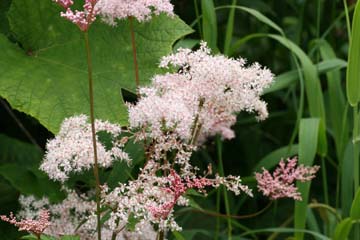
[
  {"x1": 129, "y1": 17, "x2": 140, "y2": 91},
  {"x1": 321, "y1": 157, "x2": 329, "y2": 205},
  {"x1": 157, "y1": 230, "x2": 164, "y2": 240},
  {"x1": 216, "y1": 136, "x2": 232, "y2": 240},
  {"x1": 215, "y1": 189, "x2": 220, "y2": 240},
  {"x1": 84, "y1": 31, "x2": 102, "y2": 240}
]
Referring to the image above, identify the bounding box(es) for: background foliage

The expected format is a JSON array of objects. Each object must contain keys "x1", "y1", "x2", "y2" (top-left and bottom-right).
[{"x1": 0, "y1": 0, "x2": 360, "y2": 239}]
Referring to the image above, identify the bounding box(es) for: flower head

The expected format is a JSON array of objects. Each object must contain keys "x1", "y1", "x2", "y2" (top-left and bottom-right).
[
  {"x1": 96, "y1": 0, "x2": 174, "y2": 25},
  {"x1": 17, "y1": 192, "x2": 155, "y2": 240},
  {"x1": 255, "y1": 157, "x2": 320, "y2": 200},
  {"x1": 1, "y1": 209, "x2": 51, "y2": 237},
  {"x1": 53, "y1": 0, "x2": 99, "y2": 31},
  {"x1": 128, "y1": 42, "x2": 273, "y2": 166},
  {"x1": 103, "y1": 161, "x2": 251, "y2": 233},
  {"x1": 40, "y1": 115, "x2": 130, "y2": 182}
]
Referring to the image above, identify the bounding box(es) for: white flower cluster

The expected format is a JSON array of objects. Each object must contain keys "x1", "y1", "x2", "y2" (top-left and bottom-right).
[
  {"x1": 18, "y1": 191, "x2": 96, "y2": 239},
  {"x1": 96, "y1": 0, "x2": 174, "y2": 25},
  {"x1": 40, "y1": 115, "x2": 130, "y2": 182},
  {"x1": 18, "y1": 192, "x2": 157, "y2": 240}
]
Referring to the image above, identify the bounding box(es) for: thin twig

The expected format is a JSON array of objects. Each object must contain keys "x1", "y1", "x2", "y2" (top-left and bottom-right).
[
  {"x1": 191, "y1": 200, "x2": 273, "y2": 220},
  {"x1": 0, "y1": 99, "x2": 42, "y2": 151}
]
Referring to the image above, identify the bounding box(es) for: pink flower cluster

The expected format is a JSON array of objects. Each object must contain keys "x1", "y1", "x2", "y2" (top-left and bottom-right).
[
  {"x1": 255, "y1": 157, "x2": 320, "y2": 200},
  {"x1": 103, "y1": 161, "x2": 252, "y2": 233},
  {"x1": 128, "y1": 42, "x2": 273, "y2": 173},
  {"x1": 129, "y1": 43, "x2": 273, "y2": 147},
  {"x1": 53, "y1": 0, "x2": 98, "y2": 31},
  {"x1": 148, "y1": 170, "x2": 213, "y2": 219},
  {"x1": 1, "y1": 209, "x2": 50, "y2": 237},
  {"x1": 96, "y1": 0, "x2": 174, "y2": 25}
]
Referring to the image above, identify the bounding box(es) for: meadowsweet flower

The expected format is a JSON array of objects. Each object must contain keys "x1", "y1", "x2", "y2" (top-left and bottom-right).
[
  {"x1": 255, "y1": 157, "x2": 320, "y2": 200},
  {"x1": 17, "y1": 193, "x2": 156, "y2": 239},
  {"x1": 128, "y1": 41, "x2": 273, "y2": 168},
  {"x1": 96, "y1": 0, "x2": 174, "y2": 25},
  {"x1": 40, "y1": 115, "x2": 130, "y2": 182},
  {"x1": 103, "y1": 162, "x2": 251, "y2": 233},
  {"x1": 1, "y1": 209, "x2": 50, "y2": 237},
  {"x1": 53, "y1": 0, "x2": 98, "y2": 31},
  {"x1": 18, "y1": 191, "x2": 96, "y2": 238}
]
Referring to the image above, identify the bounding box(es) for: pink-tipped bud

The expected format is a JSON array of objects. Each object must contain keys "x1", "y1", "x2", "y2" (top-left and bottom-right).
[
  {"x1": 1, "y1": 209, "x2": 51, "y2": 237},
  {"x1": 53, "y1": 0, "x2": 73, "y2": 9}
]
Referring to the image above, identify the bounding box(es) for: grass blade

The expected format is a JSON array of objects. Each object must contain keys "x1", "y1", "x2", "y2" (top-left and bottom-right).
[
  {"x1": 216, "y1": 5, "x2": 283, "y2": 34},
  {"x1": 201, "y1": 0, "x2": 217, "y2": 51},
  {"x1": 223, "y1": 0, "x2": 237, "y2": 55},
  {"x1": 295, "y1": 118, "x2": 320, "y2": 240},
  {"x1": 341, "y1": 142, "x2": 354, "y2": 217},
  {"x1": 254, "y1": 144, "x2": 298, "y2": 171},
  {"x1": 316, "y1": 39, "x2": 348, "y2": 159},
  {"x1": 346, "y1": 1, "x2": 360, "y2": 106},
  {"x1": 264, "y1": 59, "x2": 347, "y2": 95},
  {"x1": 239, "y1": 227, "x2": 330, "y2": 240},
  {"x1": 333, "y1": 218, "x2": 353, "y2": 240},
  {"x1": 350, "y1": 189, "x2": 360, "y2": 219}
]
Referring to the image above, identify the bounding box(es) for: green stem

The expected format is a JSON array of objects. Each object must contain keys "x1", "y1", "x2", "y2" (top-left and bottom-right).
[
  {"x1": 321, "y1": 157, "x2": 329, "y2": 205},
  {"x1": 308, "y1": 203, "x2": 342, "y2": 222},
  {"x1": 84, "y1": 32, "x2": 102, "y2": 240},
  {"x1": 157, "y1": 230, "x2": 164, "y2": 240},
  {"x1": 215, "y1": 189, "x2": 220, "y2": 240},
  {"x1": 192, "y1": 201, "x2": 273, "y2": 220},
  {"x1": 216, "y1": 136, "x2": 232, "y2": 240},
  {"x1": 343, "y1": 0, "x2": 352, "y2": 41},
  {"x1": 129, "y1": 17, "x2": 140, "y2": 91},
  {"x1": 193, "y1": 0, "x2": 203, "y2": 38},
  {"x1": 111, "y1": 232, "x2": 117, "y2": 240}
]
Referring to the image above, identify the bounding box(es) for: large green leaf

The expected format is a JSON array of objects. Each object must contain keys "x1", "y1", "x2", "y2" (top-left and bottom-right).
[
  {"x1": 0, "y1": 133, "x2": 42, "y2": 166},
  {"x1": 0, "y1": 0, "x2": 193, "y2": 133},
  {"x1": 0, "y1": 0, "x2": 11, "y2": 35},
  {"x1": 0, "y1": 134, "x2": 64, "y2": 201}
]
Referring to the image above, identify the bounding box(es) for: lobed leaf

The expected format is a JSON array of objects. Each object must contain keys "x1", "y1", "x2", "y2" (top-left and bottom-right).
[{"x1": 0, "y1": 0, "x2": 193, "y2": 133}]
